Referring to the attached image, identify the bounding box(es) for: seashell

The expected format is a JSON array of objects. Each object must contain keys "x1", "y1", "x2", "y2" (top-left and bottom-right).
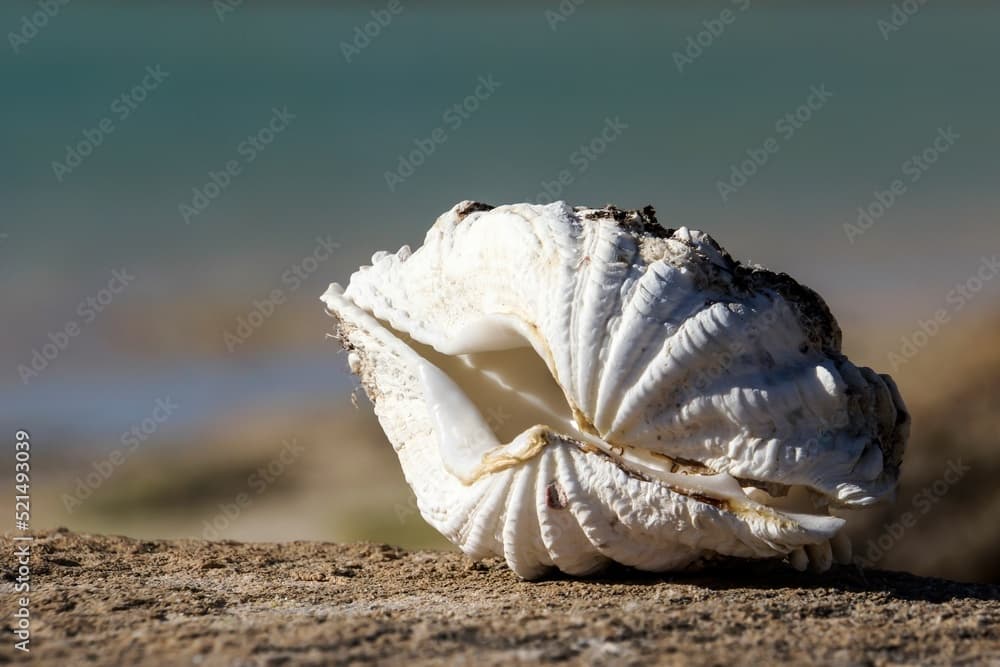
[{"x1": 321, "y1": 201, "x2": 910, "y2": 579}]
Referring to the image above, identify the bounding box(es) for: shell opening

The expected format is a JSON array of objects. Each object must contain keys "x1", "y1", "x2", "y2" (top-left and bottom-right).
[{"x1": 395, "y1": 320, "x2": 594, "y2": 455}]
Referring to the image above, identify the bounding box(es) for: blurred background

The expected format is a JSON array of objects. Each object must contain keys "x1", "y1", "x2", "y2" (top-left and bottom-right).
[{"x1": 1, "y1": 2, "x2": 997, "y2": 583}]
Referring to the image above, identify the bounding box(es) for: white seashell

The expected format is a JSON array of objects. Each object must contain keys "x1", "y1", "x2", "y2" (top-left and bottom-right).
[{"x1": 321, "y1": 201, "x2": 910, "y2": 579}]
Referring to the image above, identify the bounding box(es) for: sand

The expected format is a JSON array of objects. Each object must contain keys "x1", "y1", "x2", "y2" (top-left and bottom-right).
[{"x1": 2, "y1": 530, "x2": 999, "y2": 666}]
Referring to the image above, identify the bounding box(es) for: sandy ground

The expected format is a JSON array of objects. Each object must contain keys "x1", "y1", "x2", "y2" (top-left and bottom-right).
[{"x1": 2, "y1": 530, "x2": 999, "y2": 666}]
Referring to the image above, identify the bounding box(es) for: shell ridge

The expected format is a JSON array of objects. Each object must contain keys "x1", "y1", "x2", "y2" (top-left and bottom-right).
[
  {"x1": 537, "y1": 446, "x2": 609, "y2": 575},
  {"x1": 560, "y1": 448, "x2": 657, "y2": 568},
  {"x1": 574, "y1": 221, "x2": 641, "y2": 423},
  {"x1": 565, "y1": 218, "x2": 601, "y2": 420},
  {"x1": 608, "y1": 302, "x2": 735, "y2": 438},
  {"x1": 594, "y1": 267, "x2": 707, "y2": 431},
  {"x1": 534, "y1": 450, "x2": 590, "y2": 574},
  {"x1": 460, "y1": 471, "x2": 512, "y2": 559},
  {"x1": 540, "y1": 207, "x2": 585, "y2": 410},
  {"x1": 501, "y1": 458, "x2": 550, "y2": 578}
]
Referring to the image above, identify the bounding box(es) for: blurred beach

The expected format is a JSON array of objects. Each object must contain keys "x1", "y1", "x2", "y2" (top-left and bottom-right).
[{"x1": 2, "y1": 2, "x2": 998, "y2": 582}]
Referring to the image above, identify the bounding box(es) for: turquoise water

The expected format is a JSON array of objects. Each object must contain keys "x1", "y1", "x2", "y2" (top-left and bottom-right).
[{"x1": 2, "y1": 3, "x2": 999, "y2": 440}]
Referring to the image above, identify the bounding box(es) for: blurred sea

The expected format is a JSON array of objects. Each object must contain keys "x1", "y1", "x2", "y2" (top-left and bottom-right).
[{"x1": 2, "y1": 2, "x2": 999, "y2": 440}]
